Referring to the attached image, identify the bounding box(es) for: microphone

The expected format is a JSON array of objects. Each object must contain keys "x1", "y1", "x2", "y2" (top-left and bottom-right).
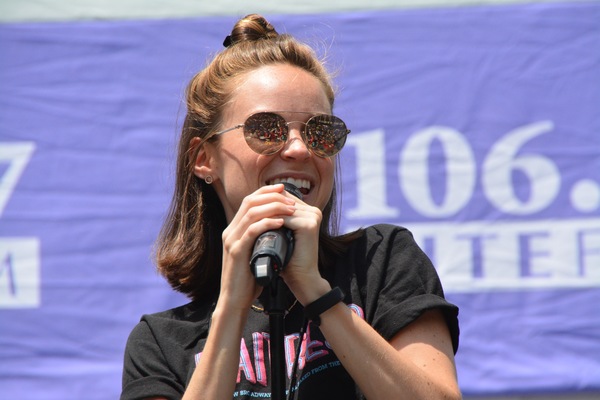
[{"x1": 250, "y1": 183, "x2": 303, "y2": 286}]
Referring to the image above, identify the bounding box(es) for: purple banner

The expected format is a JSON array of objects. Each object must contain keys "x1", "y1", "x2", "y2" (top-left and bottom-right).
[{"x1": 1, "y1": 2, "x2": 599, "y2": 398}]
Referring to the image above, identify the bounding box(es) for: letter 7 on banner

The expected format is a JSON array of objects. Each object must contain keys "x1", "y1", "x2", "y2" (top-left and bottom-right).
[{"x1": 0, "y1": 142, "x2": 36, "y2": 217}]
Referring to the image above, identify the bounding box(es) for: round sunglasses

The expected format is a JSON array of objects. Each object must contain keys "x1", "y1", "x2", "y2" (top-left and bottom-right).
[{"x1": 212, "y1": 112, "x2": 351, "y2": 158}]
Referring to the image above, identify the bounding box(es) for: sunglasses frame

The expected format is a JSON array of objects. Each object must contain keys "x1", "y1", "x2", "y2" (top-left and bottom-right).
[{"x1": 210, "y1": 111, "x2": 350, "y2": 158}]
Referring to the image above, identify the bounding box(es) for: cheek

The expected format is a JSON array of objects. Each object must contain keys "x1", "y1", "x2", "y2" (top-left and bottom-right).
[
  {"x1": 212, "y1": 147, "x2": 266, "y2": 219},
  {"x1": 318, "y1": 159, "x2": 336, "y2": 202},
  {"x1": 322, "y1": 158, "x2": 336, "y2": 181}
]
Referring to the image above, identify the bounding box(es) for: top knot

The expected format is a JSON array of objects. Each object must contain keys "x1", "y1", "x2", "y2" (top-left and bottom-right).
[{"x1": 223, "y1": 14, "x2": 279, "y2": 48}]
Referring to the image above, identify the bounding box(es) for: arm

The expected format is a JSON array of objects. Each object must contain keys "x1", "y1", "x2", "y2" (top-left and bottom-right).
[
  {"x1": 182, "y1": 305, "x2": 249, "y2": 399},
  {"x1": 182, "y1": 185, "x2": 297, "y2": 399},
  {"x1": 282, "y1": 216, "x2": 461, "y2": 399},
  {"x1": 319, "y1": 300, "x2": 461, "y2": 400},
  {"x1": 126, "y1": 305, "x2": 248, "y2": 400}
]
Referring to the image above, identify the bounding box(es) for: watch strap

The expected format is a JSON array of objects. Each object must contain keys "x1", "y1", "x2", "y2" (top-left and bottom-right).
[{"x1": 304, "y1": 287, "x2": 344, "y2": 326}]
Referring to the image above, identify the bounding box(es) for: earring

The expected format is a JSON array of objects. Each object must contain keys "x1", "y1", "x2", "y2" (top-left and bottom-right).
[{"x1": 204, "y1": 176, "x2": 213, "y2": 184}]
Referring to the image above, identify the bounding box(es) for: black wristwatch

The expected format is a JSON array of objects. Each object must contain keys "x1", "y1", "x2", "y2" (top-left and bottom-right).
[{"x1": 304, "y1": 287, "x2": 344, "y2": 326}]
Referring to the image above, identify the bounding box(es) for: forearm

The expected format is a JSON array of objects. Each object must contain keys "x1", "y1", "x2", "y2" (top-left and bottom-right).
[
  {"x1": 182, "y1": 305, "x2": 247, "y2": 400},
  {"x1": 319, "y1": 304, "x2": 461, "y2": 400}
]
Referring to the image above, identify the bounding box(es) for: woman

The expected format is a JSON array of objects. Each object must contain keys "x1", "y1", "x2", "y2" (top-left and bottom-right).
[{"x1": 121, "y1": 14, "x2": 461, "y2": 400}]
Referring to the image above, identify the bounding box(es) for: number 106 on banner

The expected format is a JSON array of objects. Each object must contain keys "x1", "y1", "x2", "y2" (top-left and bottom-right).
[{"x1": 345, "y1": 121, "x2": 600, "y2": 220}]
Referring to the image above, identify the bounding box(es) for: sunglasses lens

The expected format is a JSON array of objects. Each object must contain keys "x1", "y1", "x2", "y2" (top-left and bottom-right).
[
  {"x1": 305, "y1": 115, "x2": 349, "y2": 157},
  {"x1": 243, "y1": 113, "x2": 287, "y2": 155},
  {"x1": 242, "y1": 112, "x2": 349, "y2": 157}
]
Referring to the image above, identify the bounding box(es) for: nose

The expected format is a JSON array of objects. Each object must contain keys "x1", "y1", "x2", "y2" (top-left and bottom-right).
[{"x1": 280, "y1": 124, "x2": 311, "y2": 160}]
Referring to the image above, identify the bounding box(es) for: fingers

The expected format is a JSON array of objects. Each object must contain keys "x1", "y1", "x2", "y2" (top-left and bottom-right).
[
  {"x1": 224, "y1": 185, "x2": 297, "y2": 250},
  {"x1": 221, "y1": 185, "x2": 301, "y2": 274},
  {"x1": 219, "y1": 185, "x2": 297, "y2": 303},
  {"x1": 219, "y1": 184, "x2": 323, "y2": 308}
]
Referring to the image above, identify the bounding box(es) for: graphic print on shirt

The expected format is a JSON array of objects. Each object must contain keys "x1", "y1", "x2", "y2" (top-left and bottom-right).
[{"x1": 194, "y1": 303, "x2": 366, "y2": 396}]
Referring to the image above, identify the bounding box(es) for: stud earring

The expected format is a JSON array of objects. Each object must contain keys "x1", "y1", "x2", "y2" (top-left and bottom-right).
[{"x1": 204, "y1": 176, "x2": 213, "y2": 184}]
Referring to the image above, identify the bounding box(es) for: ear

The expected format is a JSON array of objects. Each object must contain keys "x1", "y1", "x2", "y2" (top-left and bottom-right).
[{"x1": 190, "y1": 137, "x2": 217, "y2": 181}]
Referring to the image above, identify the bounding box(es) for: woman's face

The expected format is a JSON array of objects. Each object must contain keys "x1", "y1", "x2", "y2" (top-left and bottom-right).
[{"x1": 197, "y1": 64, "x2": 336, "y2": 222}]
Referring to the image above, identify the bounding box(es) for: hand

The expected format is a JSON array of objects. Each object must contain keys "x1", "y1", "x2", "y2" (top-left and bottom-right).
[
  {"x1": 218, "y1": 185, "x2": 297, "y2": 312},
  {"x1": 278, "y1": 189, "x2": 331, "y2": 305}
]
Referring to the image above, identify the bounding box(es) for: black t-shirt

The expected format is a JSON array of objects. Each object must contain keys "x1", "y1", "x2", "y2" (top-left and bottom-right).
[{"x1": 121, "y1": 224, "x2": 459, "y2": 400}]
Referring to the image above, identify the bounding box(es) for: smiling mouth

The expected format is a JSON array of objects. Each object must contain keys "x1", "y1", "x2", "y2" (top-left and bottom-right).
[{"x1": 267, "y1": 177, "x2": 312, "y2": 195}]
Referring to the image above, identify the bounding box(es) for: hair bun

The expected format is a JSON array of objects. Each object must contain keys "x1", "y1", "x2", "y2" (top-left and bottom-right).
[{"x1": 223, "y1": 14, "x2": 278, "y2": 47}]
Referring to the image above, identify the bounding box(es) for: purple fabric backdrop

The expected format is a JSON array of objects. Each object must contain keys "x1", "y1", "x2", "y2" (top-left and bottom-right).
[{"x1": 1, "y1": 3, "x2": 599, "y2": 398}]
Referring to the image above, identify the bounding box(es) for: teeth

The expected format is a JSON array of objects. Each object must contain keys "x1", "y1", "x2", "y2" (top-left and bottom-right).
[{"x1": 269, "y1": 177, "x2": 311, "y2": 190}]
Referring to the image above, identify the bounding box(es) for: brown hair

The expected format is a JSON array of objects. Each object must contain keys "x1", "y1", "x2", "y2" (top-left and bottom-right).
[{"x1": 155, "y1": 14, "x2": 362, "y2": 302}]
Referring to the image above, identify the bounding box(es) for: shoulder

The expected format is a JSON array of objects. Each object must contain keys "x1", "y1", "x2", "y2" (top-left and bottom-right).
[
  {"x1": 341, "y1": 225, "x2": 459, "y2": 349},
  {"x1": 122, "y1": 303, "x2": 208, "y2": 398},
  {"x1": 363, "y1": 223, "x2": 413, "y2": 244},
  {"x1": 330, "y1": 223, "x2": 429, "y2": 290},
  {"x1": 127, "y1": 301, "x2": 213, "y2": 349},
  {"x1": 350, "y1": 223, "x2": 421, "y2": 262},
  {"x1": 142, "y1": 300, "x2": 211, "y2": 322},
  {"x1": 336, "y1": 223, "x2": 447, "y2": 303}
]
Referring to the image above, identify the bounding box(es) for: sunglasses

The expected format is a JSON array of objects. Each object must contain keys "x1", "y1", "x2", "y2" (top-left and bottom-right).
[{"x1": 212, "y1": 112, "x2": 351, "y2": 158}]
